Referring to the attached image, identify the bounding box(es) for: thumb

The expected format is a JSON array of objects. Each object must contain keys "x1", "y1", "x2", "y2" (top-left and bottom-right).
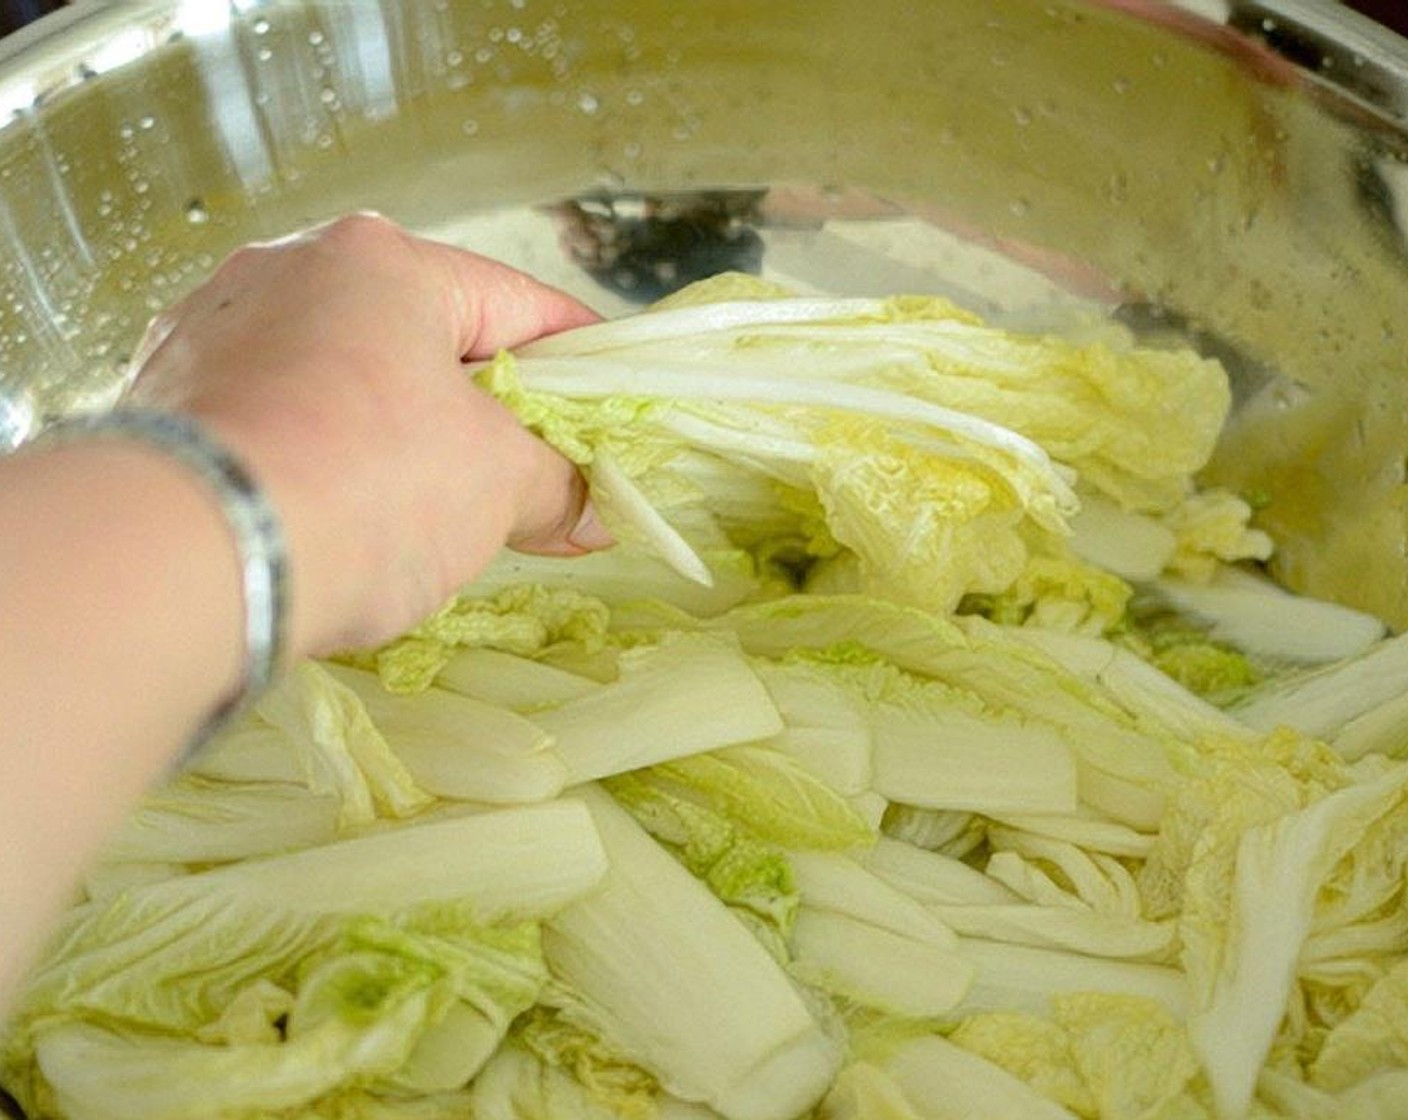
[{"x1": 505, "y1": 438, "x2": 614, "y2": 557}]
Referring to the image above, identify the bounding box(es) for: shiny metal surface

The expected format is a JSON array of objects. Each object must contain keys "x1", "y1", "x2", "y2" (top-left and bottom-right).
[{"x1": 0, "y1": 0, "x2": 1404, "y2": 627}]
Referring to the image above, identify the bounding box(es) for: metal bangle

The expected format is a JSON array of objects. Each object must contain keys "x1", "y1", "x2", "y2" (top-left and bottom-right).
[{"x1": 38, "y1": 408, "x2": 288, "y2": 767}]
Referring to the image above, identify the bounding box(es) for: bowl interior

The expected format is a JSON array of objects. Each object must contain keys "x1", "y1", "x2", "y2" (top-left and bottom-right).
[{"x1": 0, "y1": 0, "x2": 1405, "y2": 621}]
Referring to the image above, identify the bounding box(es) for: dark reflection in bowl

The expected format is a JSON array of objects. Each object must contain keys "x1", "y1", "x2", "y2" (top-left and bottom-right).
[{"x1": 549, "y1": 191, "x2": 767, "y2": 303}]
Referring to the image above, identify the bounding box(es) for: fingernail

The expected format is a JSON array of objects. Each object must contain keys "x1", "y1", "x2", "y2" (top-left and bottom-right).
[{"x1": 567, "y1": 500, "x2": 614, "y2": 552}]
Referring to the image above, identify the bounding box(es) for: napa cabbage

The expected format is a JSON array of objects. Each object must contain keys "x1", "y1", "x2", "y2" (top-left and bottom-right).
[{"x1": 9, "y1": 273, "x2": 1408, "y2": 1120}]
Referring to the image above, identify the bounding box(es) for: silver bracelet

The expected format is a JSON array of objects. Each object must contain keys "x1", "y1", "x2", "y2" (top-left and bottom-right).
[{"x1": 39, "y1": 408, "x2": 288, "y2": 767}]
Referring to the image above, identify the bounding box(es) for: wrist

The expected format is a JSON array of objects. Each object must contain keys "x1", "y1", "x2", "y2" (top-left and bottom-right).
[
  {"x1": 38, "y1": 410, "x2": 289, "y2": 760},
  {"x1": 176, "y1": 396, "x2": 376, "y2": 661}
]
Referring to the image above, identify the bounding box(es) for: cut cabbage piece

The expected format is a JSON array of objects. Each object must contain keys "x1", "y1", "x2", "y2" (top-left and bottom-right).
[
  {"x1": 534, "y1": 634, "x2": 783, "y2": 783},
  {"x1": 1234, "y1": 630, "x2": 1408, "y2": 738},
  {"x1": 1152, "y1": 568, "x2": 1385, "y2": 666},
  {"x1": 541, "y1": 787, "x2": 841, "y2": 1120}
]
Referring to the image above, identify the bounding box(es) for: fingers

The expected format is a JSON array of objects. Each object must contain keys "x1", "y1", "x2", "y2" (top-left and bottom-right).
[
  {"x1": 504, "y1": 435, "x2": 614, "y2": 558},
  {"x1": 416, "y1": 235, "x2": 600, "y2": 359},
  {"x1": 414, "y1": 225, "x2": 611, "y2": 556},
  {"x1": 140, "y1": 214, "x2": 598, "y2": 371},
  {"x1": 292, "y1": 214, "x2": 601, "y2": 357}
]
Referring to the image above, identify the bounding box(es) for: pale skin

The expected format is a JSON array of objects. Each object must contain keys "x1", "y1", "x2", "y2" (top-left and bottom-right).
[{"x1": 0, "y1": 214, "x2": 611, "y2": 1007}]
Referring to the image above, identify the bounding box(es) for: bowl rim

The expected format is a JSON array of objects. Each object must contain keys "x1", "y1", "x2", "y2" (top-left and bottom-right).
[{"x1": 0, "y1": 1, "x2": 1403, "y2": 131}]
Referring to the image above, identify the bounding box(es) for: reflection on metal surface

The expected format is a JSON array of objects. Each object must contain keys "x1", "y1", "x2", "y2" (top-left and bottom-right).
[
  {"x1": 0, "y1": 376, "x2": 31, "y2": 450},
  {"x1": 549, "y1": 191, "x2": 766, "y2": 302},
  {"x1": 1230, "y1": 0, "x2": 1408, "y2": 122},
  {"x1": 185, "y1": 14, "x2": 275, "y2": 192},
  {"x1": 1112, "y1": 300, "x2": 1285, "y2": 409},
  {"x1": 1353, "y1": 150, "x2": 1408, "y2": 265}
]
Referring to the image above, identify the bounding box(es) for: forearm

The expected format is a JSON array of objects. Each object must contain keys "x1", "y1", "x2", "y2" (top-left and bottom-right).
[{"x1": 0, "y1": 439, "x2": 244, "y2": 997}]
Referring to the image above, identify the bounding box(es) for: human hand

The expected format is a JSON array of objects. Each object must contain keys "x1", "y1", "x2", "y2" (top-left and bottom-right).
[{"x1": 127, "y1": 213, "x2": 610, "y2": 661}]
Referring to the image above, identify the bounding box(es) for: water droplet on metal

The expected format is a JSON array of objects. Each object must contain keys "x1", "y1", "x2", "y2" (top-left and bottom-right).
[
  {"x1": 1012, "y1": 105, "x2": 1033, "y2": 126},
  {"x1": 184, "y1": 198, "x2": 209, "y2": 224},
  {"x1": 577, "y1": 91, "x2": 600, "y2": 114},
  {"x1": 252, "y1": 17, "x2": 270, "y2": 34}
]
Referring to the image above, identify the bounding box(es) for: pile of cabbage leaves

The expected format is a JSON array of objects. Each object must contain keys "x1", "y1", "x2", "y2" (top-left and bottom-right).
[{"x1": 7, "y1": 274, "x2": 1408, "y2": 1120}]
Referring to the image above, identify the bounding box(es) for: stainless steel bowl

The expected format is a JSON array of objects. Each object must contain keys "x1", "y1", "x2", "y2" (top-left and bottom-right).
[{"x1": 0, "y1": 0, "x2": 1405, "y2": 626}]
